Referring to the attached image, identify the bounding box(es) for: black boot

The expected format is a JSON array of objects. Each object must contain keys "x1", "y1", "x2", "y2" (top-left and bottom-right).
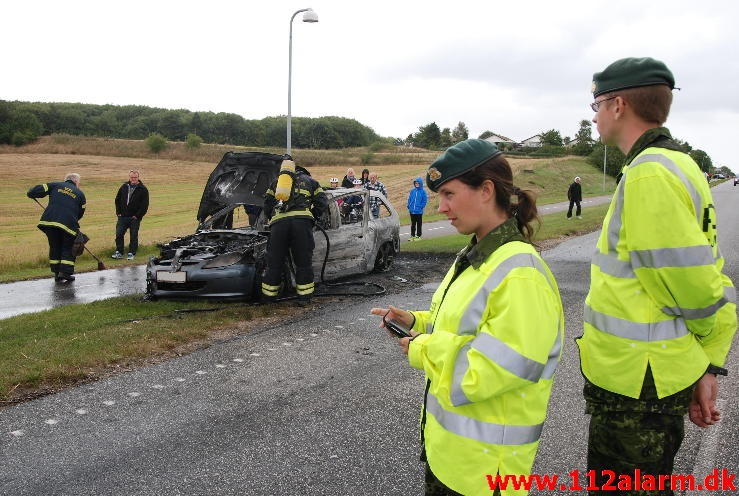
[
  {"x1": 54, "y1": 272, "x2": 63, "y2": 282},
  {"x1": 59, "y1": 273, "x2": 76, "y2": 282}
]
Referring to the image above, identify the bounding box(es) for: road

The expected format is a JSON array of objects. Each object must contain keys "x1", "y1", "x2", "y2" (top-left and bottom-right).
[
  {"x1": 399, "y1": 194, "x2": 613, "y2": 241},
  {"x1": 1, "y1": 183, "x2": 737, "y2": 495},
  {"x1": 0, "y1": 195, "x2": 612, "y2": 320}
]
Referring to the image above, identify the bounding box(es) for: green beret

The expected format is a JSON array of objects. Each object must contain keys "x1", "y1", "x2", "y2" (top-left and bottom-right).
[
  {"x1": 426, "y1": 139, "x2": 502, "y2": 192},
  {"x1": 592, "y1": 57, "x2": 675, "y2": 97}
]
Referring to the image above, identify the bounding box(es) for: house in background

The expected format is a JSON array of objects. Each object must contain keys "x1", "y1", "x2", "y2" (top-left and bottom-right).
[
  {"x1": 482, "y1": 133, "x2": 518, "y2": 149},
  {"x1": 520, "y1": 134, "x2": 543, "y2": 148}
]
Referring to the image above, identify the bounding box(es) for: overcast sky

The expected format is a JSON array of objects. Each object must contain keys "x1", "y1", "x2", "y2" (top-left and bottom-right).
[{"x1": 4, "y1": 0, "x2": 738, "y2": 167}]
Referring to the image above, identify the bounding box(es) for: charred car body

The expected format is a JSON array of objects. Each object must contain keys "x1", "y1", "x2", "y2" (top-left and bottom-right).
[{"x1": 146, "y1": 152, "x2": 400, "y2": 299}]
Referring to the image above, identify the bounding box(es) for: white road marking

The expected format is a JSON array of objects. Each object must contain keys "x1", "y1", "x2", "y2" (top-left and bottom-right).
[
  {"x1": 215, "y1": 364, "x2": 226, "y2": 368},
  {"x1": 335, "y1": 326, "x2": 344, "y2": 329},
  {"x1": 174, "y1": 377, "x2": 186, "y2": 382},
  {"x1": 151, "y1": 384, "x2": 165, "y2": 389},
  {"x1": 44, "y1": 419, "x2": 59, "y2": 425},
  {"x1": 76, "y1": 409, "x2": 88, "y2": 415},
  {"x1": 103, "y1": 400, "x2": 115, "y2": 406},
  {"x1": 310, "y1": 333, "x2": 318, "y2": 337},
  {"x1": 10, "y1": 430, "x2": 25, "y2": 437},
  {"x1": 233, "y1": 358, "x2": 244, "y2": 363},
  {"x1": 128, "y1": 392, "x2": 141, "y2": 397},
  {"x1": 195, "y1": 370, "x2": 207, "y2": 375},
  {"x1": 296, "y1": 338, "x2": 304, "y2": 341},
  {"x1": 267, "y1": 348, "x2": 277, "y2": 351},
  {"x1": 249, "y1": 352, "x2": 261, "y2": 356},
  {"x1": 282, "y1": 342, "x2": 292, "y2": 346},
  {"x1": 358, "y1": 318, "x2": 366, "y2": 321}
]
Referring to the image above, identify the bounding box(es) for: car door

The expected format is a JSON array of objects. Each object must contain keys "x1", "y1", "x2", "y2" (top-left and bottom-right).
[{"x1": 312, "y1": 191, "x2": 368, "y2": 280}]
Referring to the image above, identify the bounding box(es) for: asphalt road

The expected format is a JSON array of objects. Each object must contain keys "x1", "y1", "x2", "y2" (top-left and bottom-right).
[
  {"x1": 1, "y1": 182, "x2": 737, "y2": 495},
  {"x1": 0, "y1": 195, "x2": 612, "y2": 320}
]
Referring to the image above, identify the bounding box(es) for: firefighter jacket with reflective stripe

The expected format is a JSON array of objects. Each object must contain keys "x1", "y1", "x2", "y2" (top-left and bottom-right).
[
  {"x1": 578, "y1": 146, "x2": 737, "y2": 399},
  {"x1": 264, "y1": 172, "x2": 328, "y2": 225},
  {"x1": 407, "y1": 239, "x2": 564, "y2": 496},
  {"x1": 27, "y1": 180, "x2": 86, "y2": 236}
]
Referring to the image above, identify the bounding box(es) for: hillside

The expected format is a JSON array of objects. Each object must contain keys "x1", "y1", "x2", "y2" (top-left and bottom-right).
[{"x1": 0, "y1": 137, "x2": 616, "y2": 279}]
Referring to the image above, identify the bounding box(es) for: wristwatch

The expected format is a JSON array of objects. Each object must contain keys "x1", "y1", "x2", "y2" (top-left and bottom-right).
[{"x1": 706, "y1": 364, "x2": 728, "y2": 376}]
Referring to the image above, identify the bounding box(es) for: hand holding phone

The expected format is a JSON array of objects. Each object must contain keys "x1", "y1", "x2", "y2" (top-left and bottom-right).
[{"x1": 383, "y1": 310, "x2": 412, "y2": 338}]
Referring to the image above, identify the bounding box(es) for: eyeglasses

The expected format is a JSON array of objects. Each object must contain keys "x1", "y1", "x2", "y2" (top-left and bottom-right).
[{"x1": 590, "y1": 95, "x2": 618, "y2": 112}]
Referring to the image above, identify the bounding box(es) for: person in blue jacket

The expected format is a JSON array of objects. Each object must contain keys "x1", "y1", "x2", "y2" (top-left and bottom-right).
[{"x1": 407, "y1": 177, "x2": 428, "y2": 240}]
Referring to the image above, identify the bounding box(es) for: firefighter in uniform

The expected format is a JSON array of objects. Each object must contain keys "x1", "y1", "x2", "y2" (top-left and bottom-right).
[
  {"x1": 27, "y1": 173, "x2": 87, "y2": 282},
  {"x1": 579, "y1": 58, "x2": 736, "y2": 495},
  {"x1": 372, "y1": 140, "x2": 564, "y2": 496},
  {"x1": 261, "y1": 161, "x2": 328, "y2": 303}
]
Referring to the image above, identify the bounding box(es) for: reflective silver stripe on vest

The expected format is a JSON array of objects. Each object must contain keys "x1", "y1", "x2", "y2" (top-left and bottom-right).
[
  {"x1": 726, "y1": 285, "x2": 737, "y2": 304},
  {"x1": 592, "y1": 251, "x2": 635, "y2": 278},
  {"x1": 630, "y1": 245, "x2": 715, "y2": 269},
  {"x1": 584, "y1": 304, "x2": 689, "y2": 341},
  {"x1": 451, "y1": 253, "x2": 562, "y2": 407},
  {"x1": 661, "y1": 297, "x2": 728, "y2": 320},
  {"x1": 427, "y1": 393, "x2": 543, "y2": 446}
]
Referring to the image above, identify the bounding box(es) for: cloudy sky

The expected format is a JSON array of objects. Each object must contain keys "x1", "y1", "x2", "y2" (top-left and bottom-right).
[{"x1": 4, "y1": 0, "x2": 738, "y2": 166}]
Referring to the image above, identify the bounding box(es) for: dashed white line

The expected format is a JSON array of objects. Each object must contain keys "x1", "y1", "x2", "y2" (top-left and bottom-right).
[
  {"x1": 215, "y1": 364, "x2": 226, "y2": 368},
  {"x1": 233, "y1": 358, "x2": 244, "y2": 363},
  {"x1": 296, "y1": 338, "x2": 305, "y2": 342},
  {"x1": 44, "y1": 419, "x2": 59, "y2": 425},
  {"x1": 9, "y1": 430, "x2": 25, "y2": 437},
  {"x1": 174, "y1": 377, "x2": 186, "y2": 382},
  {"x1": 282, "y1": 342, "x2": 292, "y2": 346},
  {"x1": 195, "y1": 370, "x2": 207, "y2": 375},
  {"x1": 250, "y1": 353, "x2": 261, "y2": 357},
  {"x1": 128, "y1": 392, "x2": 141, "y2": 397},
  {"x1": 102, "y1": 400, "x2": 115, "y2": 406},
  {"x1": 75, "y1": 409, "x2": 88, "y2": 415},
  {"x1": 151, "y1": 384, "x2": 165, "y2": 389},
  {"x1": 310, "y1": 333, "x2": 318, "y2": 337},
  {"x1": 267, "y1": 348, "x2": 277, "y2": 351},
  {"x1": 335, "y1": 326, "x2": 344, "y2": 329}
]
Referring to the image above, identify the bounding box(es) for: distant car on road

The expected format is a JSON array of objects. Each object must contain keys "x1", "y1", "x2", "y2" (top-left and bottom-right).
[
  {"x1": 146, "y1": 152, "x2": 400, "y2": 300},
  {"x1": 714, "y1": 173, "x2": 725, "y2": 179}
]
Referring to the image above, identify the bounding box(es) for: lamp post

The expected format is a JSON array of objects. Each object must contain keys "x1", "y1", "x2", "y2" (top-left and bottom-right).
[{"x1": 287, "y1": 8, "x2": 318, "y2": 156}]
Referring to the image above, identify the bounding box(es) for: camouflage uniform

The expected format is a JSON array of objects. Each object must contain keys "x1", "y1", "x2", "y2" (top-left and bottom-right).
[{"x1": 584, "y1": 367, "x2": 694, "y2": 496}]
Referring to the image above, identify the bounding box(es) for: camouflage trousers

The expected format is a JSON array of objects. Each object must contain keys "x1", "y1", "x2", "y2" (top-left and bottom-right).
[
  {"x1": 424, "y1": 464, "x2": 501, "y2": 496},
  {"x1": 585, "y1": 367, "x2": 694, "y2": 496}
]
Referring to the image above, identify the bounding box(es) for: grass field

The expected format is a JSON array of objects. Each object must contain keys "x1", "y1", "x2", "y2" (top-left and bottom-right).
[{"x1": 0, "y1": 136, "x2": 614, "y2": 281}]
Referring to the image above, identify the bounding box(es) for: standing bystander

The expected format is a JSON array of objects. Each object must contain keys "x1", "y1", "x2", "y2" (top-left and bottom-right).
[
  {"x1": 112, "y1": 170, "x2": 149, "y2": 260},
  {"x1": 566, "y1": 176, "x2": 583, "y2": 219},
  {"x1": 407, "y1": 177, "x2": 427, "y2": 240}
]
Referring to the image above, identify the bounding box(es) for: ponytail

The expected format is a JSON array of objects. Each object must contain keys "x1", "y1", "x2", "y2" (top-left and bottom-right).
[{"x1": 457, "y1": 156, "x2": 540, "y2": 243}]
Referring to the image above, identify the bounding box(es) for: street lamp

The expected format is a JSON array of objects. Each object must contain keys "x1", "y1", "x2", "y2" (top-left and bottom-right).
[{"x1": 287, "y1": 8, "x2": 319, "y2": 156}]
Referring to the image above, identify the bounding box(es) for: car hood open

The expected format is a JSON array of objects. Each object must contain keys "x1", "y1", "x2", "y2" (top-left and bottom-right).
[{"x1": 197, "y1": 152, "x2": 286, "y2": 223}]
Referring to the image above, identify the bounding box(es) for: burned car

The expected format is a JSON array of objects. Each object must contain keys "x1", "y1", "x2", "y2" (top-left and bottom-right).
[{"x1": 146, "y1": 152, "x2": 400, "y2": 299}]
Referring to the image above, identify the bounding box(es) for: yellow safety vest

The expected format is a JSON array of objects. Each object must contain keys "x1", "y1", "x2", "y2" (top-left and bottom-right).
[
  {"x1": 409, "y1": 241, "x2": 563, "y2": 496},
  {"x1": 578, "y1": 147, "x2": 737, "y2": 398}
]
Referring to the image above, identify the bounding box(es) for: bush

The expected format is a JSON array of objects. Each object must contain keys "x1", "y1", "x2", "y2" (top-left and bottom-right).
[
  {"x1": 11, "y1": 131, "x2": 34, "y2": 146},
  {"x1": 360, "y1": 152, "x2": 374, "y2": 165},
  {"x1": 186, "y1": 133, "x2": 203, "y2": 149},
  {"x1": 145, "y1": 133, "x2": 168, "y2": 153}
]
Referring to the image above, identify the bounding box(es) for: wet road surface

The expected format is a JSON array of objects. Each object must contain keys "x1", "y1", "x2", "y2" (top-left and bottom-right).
[{"x1": 0, "y1": 265, "x2": 146, "y2": 319}]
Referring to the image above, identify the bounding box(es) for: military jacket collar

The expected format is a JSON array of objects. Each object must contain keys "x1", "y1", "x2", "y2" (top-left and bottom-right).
[{"x1": 458, "y1": 217, "x2": 526, "y2": 270}]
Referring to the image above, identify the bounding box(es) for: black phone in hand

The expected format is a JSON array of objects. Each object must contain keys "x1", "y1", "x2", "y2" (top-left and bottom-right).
[{"x1": 383, "y1": 311, "x2": 412, "y2": 338}]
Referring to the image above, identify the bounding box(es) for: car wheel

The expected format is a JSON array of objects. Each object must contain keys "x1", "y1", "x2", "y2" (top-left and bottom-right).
[{"x1": 373, "y1": 242, "x2": 394, "y2": 273}]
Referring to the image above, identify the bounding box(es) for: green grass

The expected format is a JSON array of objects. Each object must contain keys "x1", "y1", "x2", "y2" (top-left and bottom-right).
[
  {"x1": 403, "y1": 203, "x2": 610, "y2": 253},
  {"x1": 0, "y1": 295, "x2": 295, "y2": 404}
]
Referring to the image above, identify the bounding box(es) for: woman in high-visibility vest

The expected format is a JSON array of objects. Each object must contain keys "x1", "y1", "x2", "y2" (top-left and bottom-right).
[{"x1": 372, "y1": 139, "x2": 564, "y2": 496}]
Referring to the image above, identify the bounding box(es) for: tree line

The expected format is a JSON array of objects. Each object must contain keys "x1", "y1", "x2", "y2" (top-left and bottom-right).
[{"x1": 0, "y1": 100, "x2": 381, "y2": 149}]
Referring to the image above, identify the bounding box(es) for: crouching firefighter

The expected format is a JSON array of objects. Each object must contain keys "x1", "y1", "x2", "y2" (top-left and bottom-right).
[
  {"x1": 27, "y1": 173, "x2": 87, "y2": 282},
  {"x1": 261, "y1": 159, "x2": 328, "y2": 304}
]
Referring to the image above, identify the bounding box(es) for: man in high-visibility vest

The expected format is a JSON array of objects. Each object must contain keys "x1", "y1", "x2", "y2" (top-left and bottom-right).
[{"x1": 578, "y1": 57, "x2": 736, "y2": 494}]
